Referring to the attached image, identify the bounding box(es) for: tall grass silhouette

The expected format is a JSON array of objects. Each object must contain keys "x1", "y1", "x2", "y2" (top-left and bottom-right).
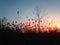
[{"x1": 0, "y1": 7, "x2": 60, "y2": 33}]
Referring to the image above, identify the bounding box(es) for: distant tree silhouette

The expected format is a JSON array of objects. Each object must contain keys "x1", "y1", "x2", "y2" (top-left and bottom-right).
[
  {"x1": 36, "y1": 6, "x2": 40, "y2": 31},
  {"x1": 2, "y1": 17, "x2": 7, "y2": 26},
  {"x1": 0, "y1": 17, "x2": 7, "y2": 30},
  {"x1": 0, "y1": 18, "x2": 2, "y2": 29}
]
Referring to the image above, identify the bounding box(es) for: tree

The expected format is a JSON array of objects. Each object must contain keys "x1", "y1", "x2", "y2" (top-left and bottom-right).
[
  {"x1": 0, "y1": 18, "x2": 2, "y2": 28},
  {"x1": 2, "y1": 17, "x2": 7, "y2": 26},
  {"x1": 33, "y1": 6, "x2": 48, "y2": 32},
  {"x1": 36, "y1": 6, "x2": 40, "y2": 31}
]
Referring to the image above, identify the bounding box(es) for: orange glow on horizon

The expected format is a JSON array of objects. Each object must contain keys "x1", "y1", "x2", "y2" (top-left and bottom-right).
[
  {"x1": 18, "y1": 18, "x2": 60, "y2": 33},
  {"x1": 55, "y1": 23, "x2": 60, "y2": 28},
  {"x1": 17, "y1": 12, "x2": 60, "y2": 33}
]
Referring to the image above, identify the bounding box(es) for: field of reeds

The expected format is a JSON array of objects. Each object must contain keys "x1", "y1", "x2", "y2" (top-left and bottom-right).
[
  {"x1": 0, "y1": 8, "x2": 60, "y2": 45},
  {"x1": 0, "y1": 16, "x2": 60, "y2": 45},
  {"x1": 0, "y1": 16, "x2": 60, "y2": 33}
]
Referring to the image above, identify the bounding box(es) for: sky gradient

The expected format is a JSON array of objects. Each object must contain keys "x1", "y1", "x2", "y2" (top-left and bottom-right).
[{"x1": 0, "y1": 0, "x2": 60, "y2": 23}]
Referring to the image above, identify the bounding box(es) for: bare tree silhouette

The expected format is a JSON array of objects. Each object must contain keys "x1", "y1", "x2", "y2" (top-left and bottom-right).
[
  {"x1": 36, "y1": 6, "x2": 40, "y2": 32},
  {"x1": 0, "y1": 18, "x2": 2, "y2": 29},
  {"x1": 32, "y1": 6, "x2": 48, "y2": 32}
]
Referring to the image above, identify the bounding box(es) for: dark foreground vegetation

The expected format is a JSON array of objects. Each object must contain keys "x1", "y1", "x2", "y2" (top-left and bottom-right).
[
  {"x1": 0, "y1": 17, "x2": 60, "y2": 45},
  {"x1": 0, "y1": 29, "x2": 60, "y2": 45}
]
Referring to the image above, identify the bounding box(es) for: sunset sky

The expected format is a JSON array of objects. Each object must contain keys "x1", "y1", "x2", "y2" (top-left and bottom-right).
[{"x1": 0, "y1": 0, "x2": 60, "y2": 24}]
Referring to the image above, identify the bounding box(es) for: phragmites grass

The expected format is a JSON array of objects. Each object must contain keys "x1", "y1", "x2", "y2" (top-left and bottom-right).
[{"x1": 0, "y1": 7, "x2": 60, "y2": 33}]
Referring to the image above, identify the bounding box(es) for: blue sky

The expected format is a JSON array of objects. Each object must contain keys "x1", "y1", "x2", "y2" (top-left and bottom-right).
[{"x1": 0, "y1": 0, "x2": 60, "y2": 23}]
